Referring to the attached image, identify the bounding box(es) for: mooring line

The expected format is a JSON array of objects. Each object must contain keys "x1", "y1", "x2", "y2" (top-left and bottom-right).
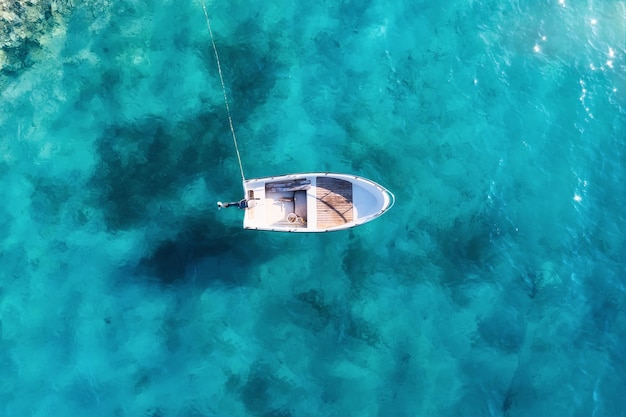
[{"x1": 200, "y1": 0, "x2": 246, "y2": 182}]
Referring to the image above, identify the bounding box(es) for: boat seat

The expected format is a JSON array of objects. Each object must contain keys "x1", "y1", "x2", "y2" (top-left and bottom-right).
[{"x1": 294, "y1": 190, "x2": 307, "y2": 218}]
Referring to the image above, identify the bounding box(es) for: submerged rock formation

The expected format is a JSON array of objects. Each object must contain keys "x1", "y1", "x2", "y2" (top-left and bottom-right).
[{"x1": 0, "y1": 0, "x2": 73, "y2": 73}]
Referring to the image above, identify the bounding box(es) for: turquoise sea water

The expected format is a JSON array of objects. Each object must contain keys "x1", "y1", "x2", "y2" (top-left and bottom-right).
[{"x1": 1, "y1": 0, "x2": 625, "y2": 415}]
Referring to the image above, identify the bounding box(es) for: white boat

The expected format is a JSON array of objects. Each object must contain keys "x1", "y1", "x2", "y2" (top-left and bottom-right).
[{"x1": 218, "y1": 173, "x2": 395, "y2": 232}]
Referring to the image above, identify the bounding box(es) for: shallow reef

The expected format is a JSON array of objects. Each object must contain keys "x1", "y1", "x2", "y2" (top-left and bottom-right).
[{"x1": 0, "y1": 0, "x2": 73, "y2": 73}]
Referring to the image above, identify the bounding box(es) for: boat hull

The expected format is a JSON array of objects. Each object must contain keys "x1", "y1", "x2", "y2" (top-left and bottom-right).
[{"x1": 241, "y1": 173, "x2": 394, "y2": 232}]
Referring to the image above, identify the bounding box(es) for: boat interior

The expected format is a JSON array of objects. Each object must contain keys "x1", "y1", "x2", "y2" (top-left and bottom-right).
[{"x1": 264, "y1": 179, "x2": 310, "y2": 228}]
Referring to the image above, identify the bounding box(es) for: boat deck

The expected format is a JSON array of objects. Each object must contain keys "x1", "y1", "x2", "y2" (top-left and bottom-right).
[{"x1": 316, "y1": 176, "x2": 353, "y2": 228}]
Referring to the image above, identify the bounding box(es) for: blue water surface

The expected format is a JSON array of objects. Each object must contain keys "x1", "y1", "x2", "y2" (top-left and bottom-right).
[{"x1": 1, "y1": 0, "x2": 625, "y2": 416}]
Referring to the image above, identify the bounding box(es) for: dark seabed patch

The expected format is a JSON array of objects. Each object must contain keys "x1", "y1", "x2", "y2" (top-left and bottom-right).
[
  {"x1": 135, "y1": 213, "x2": 268, "y2": 288},
  {"x1": 197, "y1": 17, "x2": 284, "y2": 126},
  {"x1": 90, "y1": 112, "x2": 230, "y2": 230}
]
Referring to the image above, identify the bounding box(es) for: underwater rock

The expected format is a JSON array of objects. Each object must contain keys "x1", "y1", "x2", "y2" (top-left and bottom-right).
[
  {"x1": 0, "y1": 0, "x2": 73, "y2": 73},
  {"x1": 521, "y1": 261, "x2": 562, "y2": 298}
]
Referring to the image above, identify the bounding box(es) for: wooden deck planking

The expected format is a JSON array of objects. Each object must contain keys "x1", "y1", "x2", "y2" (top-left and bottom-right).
[{"x1": 316, "y1": 176, "x2": 353, "y2": 228}]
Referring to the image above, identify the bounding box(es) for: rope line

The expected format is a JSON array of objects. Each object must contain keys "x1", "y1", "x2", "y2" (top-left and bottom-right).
[{"x1": 201, "y1": 0, "x2": 246, "y2": 182}]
